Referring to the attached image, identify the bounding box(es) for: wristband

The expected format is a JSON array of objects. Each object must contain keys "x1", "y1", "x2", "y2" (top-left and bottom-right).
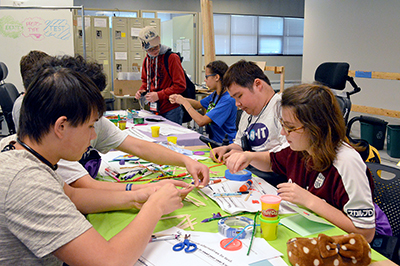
[{"x1": 126, "y1": 183, "x2": 133, "y2": 191}]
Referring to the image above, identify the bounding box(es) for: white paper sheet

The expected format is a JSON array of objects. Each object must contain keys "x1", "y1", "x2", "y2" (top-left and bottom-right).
[
  {"x1": 134, "y1": 227, "x2": 283, "y2": 266},
  {"x1": 201, "y1": 176, "x2": 296, "y2": 215}
]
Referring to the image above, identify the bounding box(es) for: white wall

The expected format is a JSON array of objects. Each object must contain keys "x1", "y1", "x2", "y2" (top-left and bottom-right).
[{"x1": 302, "y1": 0, "x2": 400, "y2": 111}]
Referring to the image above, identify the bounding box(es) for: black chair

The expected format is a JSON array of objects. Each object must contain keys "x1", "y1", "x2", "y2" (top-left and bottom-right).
[
  {"x1": 0, "y1": 62, "x2": 20, "y2": 135},
  {"x1": 367, "y1": 162, "x2": 400, "y2": 237},
  {"x1": 314, "y1": 62, "x2": 361, "y2": 125},
  {"x1": 366, "y1": 162, "x2": 400, "y2": 263}
]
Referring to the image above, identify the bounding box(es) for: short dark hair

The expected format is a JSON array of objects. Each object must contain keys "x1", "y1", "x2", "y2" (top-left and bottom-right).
[
  {"x1": 18, "y1": 65, "x2": 106, "y2": 143},
  {"x1": 23, "y1": 54, "x2": 106, "y2": 92},
  {"x1": 206, "y1": 60, "x2": 229, "y2": 83},
  {"x1": 20, "y1": 50, "x2": 50, "y2": 89},
  {"x1": 222, "y1": 60, "x2": 271, "y2": 90}
]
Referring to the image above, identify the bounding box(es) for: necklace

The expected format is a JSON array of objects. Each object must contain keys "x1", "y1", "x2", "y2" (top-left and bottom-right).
[
  {"x1": 246, "y1": 93, "x2": 275, "y2": 129},
  {"x1": 17, "y1": 138, "x2": 58, "y2": 170}
]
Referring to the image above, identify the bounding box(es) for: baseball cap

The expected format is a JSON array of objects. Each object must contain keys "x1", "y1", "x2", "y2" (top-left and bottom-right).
[{"x1": 138, "y1": 26, "x2": 160, "y2": 51}]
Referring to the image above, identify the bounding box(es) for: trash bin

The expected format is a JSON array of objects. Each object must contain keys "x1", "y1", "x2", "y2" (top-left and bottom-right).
[
  {"x1": 360, "y1": 116, "x2": 388, "y2": 150},
  {"x1": 387, "y1": 125, "x2": 400, "y2": 158}
]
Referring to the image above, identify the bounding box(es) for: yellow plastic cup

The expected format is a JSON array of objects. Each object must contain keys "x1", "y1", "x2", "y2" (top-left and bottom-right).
[
  {"x1": 167, "y1": 136, "x2": 177, "y2": 144},
  {"x1": 260, "y1": 195, "x2": 281, "y2": 220},
  {"x1": 118, "y1": 120, "x2": 127, "y2": 130},
  {"x1": 259, "y1": 214, "x2": 280, "y2": 241},
  {"x1": 151, "y1": 126, "x2": 160, "y2": 137}
]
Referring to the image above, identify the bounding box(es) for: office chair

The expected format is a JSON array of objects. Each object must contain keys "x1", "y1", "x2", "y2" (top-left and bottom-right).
[
  {"x1": 314, "y1": 62, "x2": 361, "y2": 125},
  {"x1": 367, "y1": 162, "x2": 400, "y2": 237},
  {"x1": 366, "y1": 162, "x2": 400, "y2": 263},
  {"x1": 0, "y1": 62, "x2": 20, "y2": 135}
]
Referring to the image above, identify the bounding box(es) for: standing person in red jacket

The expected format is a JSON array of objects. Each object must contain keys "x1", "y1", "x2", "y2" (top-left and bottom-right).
[{"x1": 135, "y1": 26, "x2": 186, "y2": 124}]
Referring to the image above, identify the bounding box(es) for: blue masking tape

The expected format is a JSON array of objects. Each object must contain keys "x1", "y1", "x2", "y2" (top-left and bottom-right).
[
  {"x1": 355, "y1": 71, "x2": 372, "y2": 78},
  {"x1": 225, "y1": 169, "x2": 252, "y2": 181},
  {"x1": 218, "y1": 216, "x2": 254, "y2": 239}
]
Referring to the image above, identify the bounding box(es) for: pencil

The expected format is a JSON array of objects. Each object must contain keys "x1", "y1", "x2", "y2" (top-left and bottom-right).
[{"x1": 208, "y1": 143, "x2": 220, "y2": 162}]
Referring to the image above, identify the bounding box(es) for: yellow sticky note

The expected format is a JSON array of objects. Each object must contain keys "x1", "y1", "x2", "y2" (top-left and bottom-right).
[
  {"x1": 103, "y1": 60, "x2": 108, "y2": 65},
  {"x1": 121, "y1": 32, "x2": 126, "y2": 38}
]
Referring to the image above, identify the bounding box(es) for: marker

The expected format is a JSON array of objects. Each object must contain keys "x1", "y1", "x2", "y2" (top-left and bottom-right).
[
  {"x1": 213, "y1": 192, "x2": 249, "y2": 197},
  {"x1": 239, "y1": 179, "x2": 253, "y2": 192},
  {"x1": 209, "y1": 179, "x2": 222, "y2": 184}
]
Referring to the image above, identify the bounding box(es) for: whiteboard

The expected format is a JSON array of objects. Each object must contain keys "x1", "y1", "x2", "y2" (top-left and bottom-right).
[{"x1": 0, "y1": 8, "x2": 74, "y2": 92}]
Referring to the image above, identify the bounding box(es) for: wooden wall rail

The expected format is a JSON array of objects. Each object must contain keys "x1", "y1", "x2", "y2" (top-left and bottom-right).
[{"x1": 348, "y1": 70, "x2": 400, "y2": 118}]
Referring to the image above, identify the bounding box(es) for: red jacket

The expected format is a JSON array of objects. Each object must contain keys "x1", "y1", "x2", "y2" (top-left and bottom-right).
[{"x1": 140, "y1": 52, "x2": 186, "y2": 114}]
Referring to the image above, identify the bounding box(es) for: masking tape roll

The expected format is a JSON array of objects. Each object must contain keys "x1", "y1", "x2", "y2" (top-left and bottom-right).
[
  {"x1": 218, "y1": 217, "x2": 254, "y2": 239},
  {"x1": 225, "y1": 169, "x2": 252, "y2": 181}
]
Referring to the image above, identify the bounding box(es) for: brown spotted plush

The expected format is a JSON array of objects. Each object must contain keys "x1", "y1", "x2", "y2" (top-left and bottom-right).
[{"x1": 287, "y1": 233, "x2": 371, "y2": 266}]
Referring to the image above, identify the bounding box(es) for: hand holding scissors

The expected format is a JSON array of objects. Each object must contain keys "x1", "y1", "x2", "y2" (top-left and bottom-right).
[{"x1": 172, "y1": 234, "x2": 197, "y2": 253}]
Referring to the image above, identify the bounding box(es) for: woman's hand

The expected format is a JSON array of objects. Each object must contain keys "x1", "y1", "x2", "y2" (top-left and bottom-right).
[
  {"x1": 276, "y1": 182, "x2": 316, "y2": 208},
  {"x1": 225, "y1": 151, "x2": 253, "y2": 173},
  {"x1": 169, "y1": 94, "x2": 184, "y2": 105}
]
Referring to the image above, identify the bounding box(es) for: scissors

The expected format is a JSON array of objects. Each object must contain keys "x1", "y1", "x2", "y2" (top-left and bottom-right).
[{"x1": 172, "y1": 234, "x2": 197, "y2": 253}]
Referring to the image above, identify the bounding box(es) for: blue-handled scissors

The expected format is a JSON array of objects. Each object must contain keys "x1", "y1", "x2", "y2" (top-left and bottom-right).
[{"x1": 172, "y1": 234, "x2": 197, "y2": 253}]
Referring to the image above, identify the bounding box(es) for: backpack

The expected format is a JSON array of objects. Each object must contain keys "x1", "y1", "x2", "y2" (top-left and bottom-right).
[{"x1": 164, "y1": 49, "x2": 196, "y2": 123}]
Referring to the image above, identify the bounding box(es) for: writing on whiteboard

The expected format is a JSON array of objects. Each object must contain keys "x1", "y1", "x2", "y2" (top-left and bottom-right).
[{"x1": 0, "y1": 15, "x2": 71, "y2": 41}]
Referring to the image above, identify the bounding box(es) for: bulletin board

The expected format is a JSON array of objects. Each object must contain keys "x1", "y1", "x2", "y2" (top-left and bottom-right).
[{"x1": 0, "y1": 7, "x2": 78, "y2": 91}]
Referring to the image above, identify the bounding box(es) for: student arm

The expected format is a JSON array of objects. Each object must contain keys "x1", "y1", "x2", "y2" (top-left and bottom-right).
[
  {"x1": 211, "y1": 143, "x2": 243, "y2": 162},
  {"x1": 117, "y1": 136, "x2": 209, "y2": 187},
  {"x1": 63, "y1": 183, "x2": 156, "y2": 213},
  {"x1": 169, "y1": 94, "x2": 211, "y2": 126},
  {"x1": 225, "y1": 151, "x2": 272, "y2": 173},
  {"x1": 55, "y1": 184, "x2": 183, "y2": 265},
  {"x1": 277, "y1": 183, "x2": 376, "y2": 242}
]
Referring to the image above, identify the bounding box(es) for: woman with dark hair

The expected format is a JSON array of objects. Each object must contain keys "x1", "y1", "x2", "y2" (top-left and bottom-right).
[
  {"x1": 225, "y1": 83, "x2": 390, "y2": 243},
  {"x1": 169, "y1": 60, "x2": 237, "y2": 143}
]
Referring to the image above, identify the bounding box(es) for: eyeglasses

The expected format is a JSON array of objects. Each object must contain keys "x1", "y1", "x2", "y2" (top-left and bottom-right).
[
  {"x1": 279, "y1": 118, "x2": 304, "y2": 134},
  {"x1": 205, "y1": 74, "x2": 217, "y2": 79}
]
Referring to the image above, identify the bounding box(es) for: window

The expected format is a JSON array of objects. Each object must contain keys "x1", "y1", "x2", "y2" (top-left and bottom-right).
[{"x1": 211, "y1": 14, "x2": 304, "y2": 56}]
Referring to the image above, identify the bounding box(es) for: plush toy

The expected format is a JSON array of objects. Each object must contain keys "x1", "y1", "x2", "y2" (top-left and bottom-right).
[{"x1": 287, "y1": 233, "x2": 371, "y2": 266}]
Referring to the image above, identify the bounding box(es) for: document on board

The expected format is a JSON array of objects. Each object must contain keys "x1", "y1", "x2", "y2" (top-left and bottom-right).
[
  {"x1": 134, "y1": 227, "x2": 285, "y2": 266},
  {"x1": 279, "y1": 202, "x2": 334, "y2": 237}
]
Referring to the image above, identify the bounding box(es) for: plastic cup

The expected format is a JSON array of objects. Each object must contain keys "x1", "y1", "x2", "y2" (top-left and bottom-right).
[
  {"x1": 151, "y1": 126, "x2": 160, "y2": 137},
  {"x1": 110, "y1": 119, "x2": 118, "y2": 126},
  {"x1": 118, "y1": 120, "x2": 127, "y2": 130},
  {"x1": 259, "y1": 214, "x2": 280, "y2": 241},
  {"x1": 167, "y1": 136, "x2": 177, "y2": 144},
  {"x1": 260, "y1": 195, "x2": 281, "y2": 220}
]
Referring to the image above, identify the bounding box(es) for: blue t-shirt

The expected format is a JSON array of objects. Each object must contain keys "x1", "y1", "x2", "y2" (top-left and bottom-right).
[{"x1": 200, "y1": 91, "x2": 237, "y2": 143}]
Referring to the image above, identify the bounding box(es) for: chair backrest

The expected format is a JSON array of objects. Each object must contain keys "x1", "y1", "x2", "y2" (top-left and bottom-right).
[
  {"x1": 314, "y1": 62, "x2": 352, "y2": 124},
  {"x1": 366, "y1": 162, "x2": 400, "y2": 237},
  {"x1": 0, "y1": 62, "x2": 20, "y2": 135}
]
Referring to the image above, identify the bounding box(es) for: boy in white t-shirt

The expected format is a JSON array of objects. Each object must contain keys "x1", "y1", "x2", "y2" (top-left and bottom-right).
[{"x1": 211, "y1": 60, "x2": 289, "y2": 186}]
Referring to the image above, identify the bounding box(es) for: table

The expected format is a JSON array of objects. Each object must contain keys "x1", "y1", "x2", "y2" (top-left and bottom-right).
[
  {"x1": 105, "y1": 110, "x2": 204, "y2": 147},
  {"x1": 87, "y1": 148, "x2": 393, "y2": 265}
]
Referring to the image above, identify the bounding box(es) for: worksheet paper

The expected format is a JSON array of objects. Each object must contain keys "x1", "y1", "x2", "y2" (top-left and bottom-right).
[
  {"x1": 134, "y1": 227, "x2": 286, "y2": 266},
  {"x1": 201, "y1": 176, "x2": 296, "y2": 215}
]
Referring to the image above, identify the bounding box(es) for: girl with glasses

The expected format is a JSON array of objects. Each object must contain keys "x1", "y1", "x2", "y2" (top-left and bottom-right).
[
  {"x1": 169, "y1": 60, "x2": 237, "y2": 143},
  {"x1": 225, "y1": 83, "x2": 390, "y2": 242}
]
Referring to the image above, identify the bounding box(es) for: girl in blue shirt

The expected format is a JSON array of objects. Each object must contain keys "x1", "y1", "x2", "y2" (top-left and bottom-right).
[{"x1": 169, "y1": 60, "x2": 237, "y2": 143}]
